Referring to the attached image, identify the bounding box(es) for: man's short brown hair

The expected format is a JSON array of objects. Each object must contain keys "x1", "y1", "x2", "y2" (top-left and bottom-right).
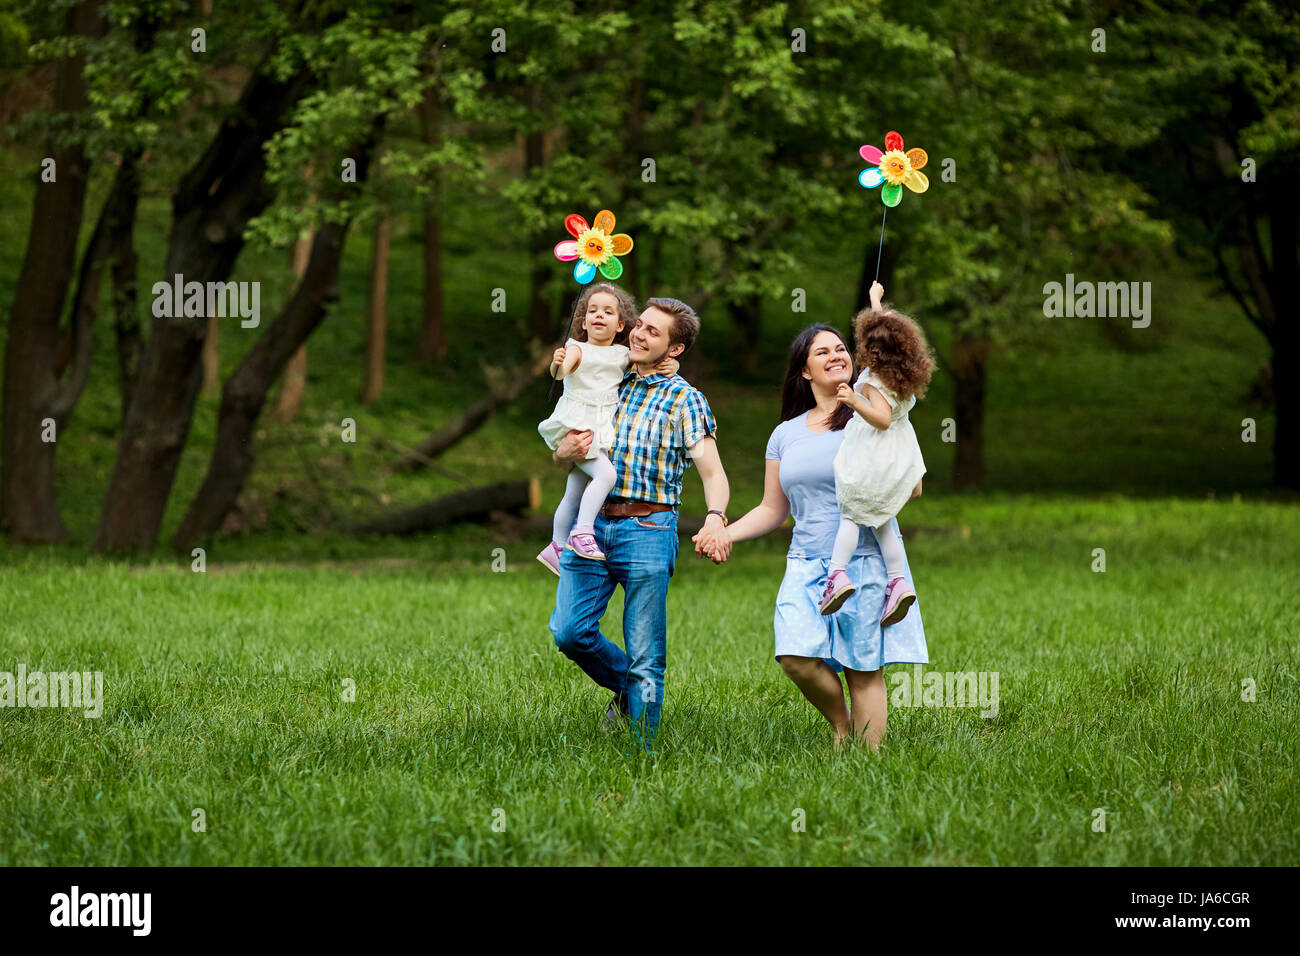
[{"x1": 645, "y1": 297, "x2": 701, "y2": 354}]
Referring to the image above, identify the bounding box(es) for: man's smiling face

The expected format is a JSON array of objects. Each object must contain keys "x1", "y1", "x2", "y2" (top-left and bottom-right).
[{"x1": 629, "y1": 306, "x2": 682, "y2": 367}]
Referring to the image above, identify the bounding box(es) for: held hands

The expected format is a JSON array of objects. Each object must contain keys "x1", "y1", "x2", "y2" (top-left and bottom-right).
[{"x1": 691, "y1": 517, "x2": 732, "y2": 564}]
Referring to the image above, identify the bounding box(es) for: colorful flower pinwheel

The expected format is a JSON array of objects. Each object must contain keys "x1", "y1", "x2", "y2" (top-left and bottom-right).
[
  {"x1": 858, "y1": 131, "x2": 929, "y2": 208},
  {"x1": 553, "y1": 209, "x2": 634, "y2": 284}
]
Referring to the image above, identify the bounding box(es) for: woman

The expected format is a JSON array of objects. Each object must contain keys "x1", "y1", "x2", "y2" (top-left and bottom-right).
[{"x1": 694, "y1": 320, "x2": 929, "y2": 747}]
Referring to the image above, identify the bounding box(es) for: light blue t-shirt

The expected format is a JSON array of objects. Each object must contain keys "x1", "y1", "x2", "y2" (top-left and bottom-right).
[{"x1": 765, "y1": 413, "x2": 876, "y2": 559}]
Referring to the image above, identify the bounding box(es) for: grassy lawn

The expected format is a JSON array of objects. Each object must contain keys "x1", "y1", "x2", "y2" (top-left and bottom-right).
[
  {"x1": 0, "y1": 126, "x2": 1293, "y2": 866},
  {"x1": 1, "y1": 498, "x2": 1295, "y2": 865}
]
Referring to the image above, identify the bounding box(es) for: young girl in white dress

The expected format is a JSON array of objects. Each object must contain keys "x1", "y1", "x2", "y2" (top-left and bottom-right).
[
  {"x1": 536, "y1": 283, "x2": 676, "y2": 572},
  {"x1": 821, "y1": 282, "x2": 934, "y2": 623}
]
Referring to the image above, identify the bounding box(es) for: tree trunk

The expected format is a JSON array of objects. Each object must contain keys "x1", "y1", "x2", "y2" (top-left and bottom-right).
[
  {"x1": 110, "y1": 160, "x2": 142, "y2": 428},
  {"x1": 201, "y1": 316, "x2": 220, "y2": 396},
  {"x1": 360, "y1": 214, "x2": 390, "y2": 405},
  {"x1": 728, "y1": 294, "x2": 762, "y2": 375},
  {"x1": 343, "y1": 478, "x2": 539, "y2": 535},
  {"x1": 276, "y1": 348, "x2": 308, "y2": 420},
  {"x1": 172, "y1": 168, "x2": 374, "y2": 555},
  {"x1": 52, "y1": 152, "x2": 144, "y2": 426},
  {"x1": 274, "y1": 234, "x2": 312, "y2": 422},
  {"x1": 1268, "y1": 164, "x2": 1298, "y2": 489},
  {"x1": 950, "y1": 332, "x2": 990, "y2": 491},
  {"x1": 417, "y1": 85, "x2": 446, "y2": 362},
  {"x1": 0, "y1": 0, "x2": 105, "y2": 542},
  {"x1": 645, "y1": 237, "x2": 661, "y2": 305},
  {"x1": 525, "y1": 86, "x2": 552, "y2": 341},
  {"x1": 94, "y1": 58, "x2": 313, "y2": 554},
  {"x1": 1274, "y1": 346, "x2": 1298, "y2": 489},
  {"x1": 855, "y1": 230, "x2": 893, "y2": 311}
]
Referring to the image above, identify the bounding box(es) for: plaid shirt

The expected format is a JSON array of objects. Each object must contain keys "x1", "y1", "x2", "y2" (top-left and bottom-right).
[{"x1": 609, "y1": 370, "x2": 717, "y2": 505}]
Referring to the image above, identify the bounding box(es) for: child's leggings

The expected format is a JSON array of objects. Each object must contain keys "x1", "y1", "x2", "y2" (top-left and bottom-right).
[
  {"x1": 830, "y1": 516, "x2": 906, "y2": 580},
  {"x1": 551, "y1": 450, "x2": 618, "y2": 544}
]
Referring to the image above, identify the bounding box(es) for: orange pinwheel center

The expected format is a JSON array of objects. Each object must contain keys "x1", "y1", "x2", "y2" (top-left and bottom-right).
[
  {"x1": 878, "y1": 150, "x2": 912, "y2": 187},
  {"x1": 576, "y1": 228, "x2": 612, "y2": 266}
]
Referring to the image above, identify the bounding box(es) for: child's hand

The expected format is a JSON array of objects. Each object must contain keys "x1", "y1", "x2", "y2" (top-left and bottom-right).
[
  {"x1": 550, "y1": 347, "x2": 566, "y2": 377},
  {"x1": 869, "y1": 281, "x2": 884, "y2": 309},
  {"x1": 654, "y1": 355, "x2": 680, "y2": 377},
  {"x1": 834, "y1": 383, "x2": 857, "y2": 407}
]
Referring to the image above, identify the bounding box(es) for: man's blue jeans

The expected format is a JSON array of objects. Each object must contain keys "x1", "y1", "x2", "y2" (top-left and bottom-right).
[{"x1": 549, "y1": 509, "x2": 678, "y2": 750}]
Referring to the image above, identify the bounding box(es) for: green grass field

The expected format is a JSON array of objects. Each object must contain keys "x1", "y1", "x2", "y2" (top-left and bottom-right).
[{"x1": 1, "y1": 498, "x2": 1296, "y2": 865}]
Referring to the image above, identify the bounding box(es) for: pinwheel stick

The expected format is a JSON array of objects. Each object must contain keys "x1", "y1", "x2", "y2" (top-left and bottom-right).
[
  {"x1": 546, "y1": 295, "x2": 581, "y2": 401},
  {"x1": 874, "y1": 206, "x2": 888, "y2": 285}
]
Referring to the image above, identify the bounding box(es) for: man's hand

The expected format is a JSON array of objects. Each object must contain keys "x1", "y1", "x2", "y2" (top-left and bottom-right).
[
  {"x1": 692, "y1": 516, "x2": 731, "y2": 564},
  {"x1": 553, "y1": 429, "x2": 592, "y2": 466}
]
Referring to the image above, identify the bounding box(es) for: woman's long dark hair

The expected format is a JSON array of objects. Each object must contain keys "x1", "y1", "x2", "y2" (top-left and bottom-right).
[{"x1": 780, "y1": 324, "x2": 855, "y2": 431}]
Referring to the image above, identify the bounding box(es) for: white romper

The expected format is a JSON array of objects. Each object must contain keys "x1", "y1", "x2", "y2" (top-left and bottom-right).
[
  {"x1": 832, "y1": 369, "x2": 927, "y2": 528},
  {"x1": 537, "y1": 338, "x2": 631, "y2": 460}
]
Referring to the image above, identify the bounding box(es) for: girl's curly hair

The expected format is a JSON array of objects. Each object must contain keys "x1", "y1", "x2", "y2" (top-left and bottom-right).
[
  {"x1": 852, "y1": 305, "x2": 935, "y2": 401},
  {"x1": 566, "y1": 282, "x2": 639, "y2": 346}
]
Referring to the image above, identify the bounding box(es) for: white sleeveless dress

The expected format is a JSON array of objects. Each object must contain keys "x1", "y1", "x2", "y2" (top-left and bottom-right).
[
  {"x1": 537, "y1": 338, "x2": 631, "y2": 460},
  {"x1": 833, "y1": 369, "x2": 927, "y2": 528}
]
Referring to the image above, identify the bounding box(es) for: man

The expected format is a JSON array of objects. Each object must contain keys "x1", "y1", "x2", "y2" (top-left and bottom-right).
[{"x1": 548, "y1": 297, "x2": 730, "y2": 752}]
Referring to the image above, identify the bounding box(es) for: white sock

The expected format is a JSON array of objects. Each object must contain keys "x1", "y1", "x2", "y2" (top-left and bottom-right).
[
  {"x1": 829, "y1": 517, "x2": 860, "y2": 573},
  {"x1": 552, "y1": 470, "x2": 588, "y2": 545},
  {"x1": 876, "y1": 521, "x2": 906, "y2": 580},
  {"x1": 571, "y1": 451, "x2": 617, "y2": 535}
]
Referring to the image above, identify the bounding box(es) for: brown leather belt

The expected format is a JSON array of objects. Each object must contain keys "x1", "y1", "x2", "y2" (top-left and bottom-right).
[{"x1": 600, "y1": 500, "x2": 675, "y2": 519}]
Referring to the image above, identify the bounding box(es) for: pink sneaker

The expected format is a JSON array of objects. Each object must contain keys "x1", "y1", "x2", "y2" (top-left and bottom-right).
[
  {"x1": 566, "y1": 531, "x2": 606, "y2": 561},
  {"x1": 536, "y1": 541, "x2": 563, "y2": 576},
  {"x1": 880, "y1": 576, "x2": 916, "y2": 626},
  {"x1": 819, "y1": 569, "x2": 856, "y2": 615}
]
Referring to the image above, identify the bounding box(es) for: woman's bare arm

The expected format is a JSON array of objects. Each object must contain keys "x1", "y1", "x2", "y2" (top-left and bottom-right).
[{"x1": 705, "y1": 459, "x2": 790, "y2": 548}]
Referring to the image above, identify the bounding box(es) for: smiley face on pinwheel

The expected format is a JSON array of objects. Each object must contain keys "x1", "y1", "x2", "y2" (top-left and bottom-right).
[
  {"x1": 858, "y1": 130, "x2": 929, "y2": 207},
  {"x1": 553, "y1": 209, "x2": 634, "y2": 284}
]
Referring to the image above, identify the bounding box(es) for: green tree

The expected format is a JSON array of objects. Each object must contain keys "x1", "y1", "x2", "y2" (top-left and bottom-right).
[
  {"x1": 880, "y1": 0, "x2": 1168, "y2": 488},
  {"x1": 1111, "y1": 1, "x2": 1300, "y2": 488}
]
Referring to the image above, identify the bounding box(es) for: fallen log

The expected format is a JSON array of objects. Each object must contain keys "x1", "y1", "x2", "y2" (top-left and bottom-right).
[
  {"x1": 342, "y1": 478, "x2": 541, "y2": 535},
  {"x1": 391, "y1": 347, "x2": 552, "y2": 472}
]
